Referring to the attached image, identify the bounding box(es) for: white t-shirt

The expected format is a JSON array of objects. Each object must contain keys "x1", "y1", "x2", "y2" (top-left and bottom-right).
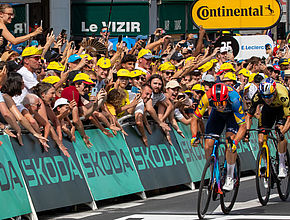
[
  {"x1": 151, "y1": 92, "x2": 166, "y2": 107},
  {"x1": 174, "y1": 108, "x2": 184, "y2": 120},
  {"x1": 13, "y1": 66, "x2": 38, "y2": 107},
  {"x1": 129, "y1": 91, "x2": 145, "y2": 115}
]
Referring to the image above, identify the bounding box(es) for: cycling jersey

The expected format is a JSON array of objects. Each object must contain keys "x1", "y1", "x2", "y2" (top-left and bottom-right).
[
  {"x1": 248, "y1": 82, "x2": 290, "y2": 117},
  {"x1": 194, "y1": 85, "x2": 245, "y2": 125}
]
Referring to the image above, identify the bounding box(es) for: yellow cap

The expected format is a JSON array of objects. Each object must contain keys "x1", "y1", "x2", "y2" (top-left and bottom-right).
[
  {"x1": 244, "y1": 83, "x2": 251, "y2": 90},
  {"x1": 80, "y1": 54, "x2": 93, "y2": 61},
  {"x1": 183, "y1": 90, "x2": 193, "y2": 93},
  {"x1": 97, "y1": 57, "x2": 111, "y2": 68},
  {"x1": 198, "y1": 61, "x2": 213, "y2": 72},
  {"x1": 223, "y1": 72, "x2": 237, "y2": 81},
  {"x1": 117, "y1": 69, "x2": 131, "y2": 77},
  {"x1": 184, "y1": 56, "x2": 195, "y2": 65},
  {"x1": 192, "y1": 84, "x2": 205, "y2": 92},
  {"x1": 220, "y1": 63, "x2": 235, "y2": 71},
  {"x1": 239, "y1": 68, "x2": 250, "y2": 77},
  {"x1": 137, "y1": 49, "x2": 153, "y2": 59},
  {"x1": 42, "y1": 76, "x2": 61, "y2": 84},
  {"x1": 22, "y1": 46, "x2": 42, "y2": 57},
  {"x1": 47, "y1": 61, "x2": 65, "y2": 72},
  {"x1": 73, "y1": 73, "x2": 94, "y2": 84},
  {"x1": 158, "y1": 62, "x2": 176, "y2": 71},
  {"x1": 248, "y1": 73, "x2": 257, "y2": 83},
  {"x1": 131, "y1": 69, "x2": 145, "y2": 77}
]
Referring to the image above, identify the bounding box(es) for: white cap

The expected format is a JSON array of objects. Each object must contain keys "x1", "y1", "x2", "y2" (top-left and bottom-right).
[
  {"x1": 220, "y1": 47, "x2": 228, "y2": 53},
  {"x1": 202, "y1": 74, "x2": 215, "y2": 82},
  {"x1": 53, "y1": 98, "x2": 69, "y2": 110}
]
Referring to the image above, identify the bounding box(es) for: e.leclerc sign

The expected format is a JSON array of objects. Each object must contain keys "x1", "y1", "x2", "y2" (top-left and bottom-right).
[{"x1": 191, "y1": 0, "x2": 282, "y2": 30}]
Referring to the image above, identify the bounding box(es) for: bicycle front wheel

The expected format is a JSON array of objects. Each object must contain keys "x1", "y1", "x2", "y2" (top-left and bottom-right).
[
  {"x1": 197, "y1": 156, "x2": 214, "y2": 219},
  {"x1": 256, "y1": 147, "x2": 271, "y2": 206},
  {"x1": 277, "y1": 150, "x2": 290, "y2": 201},
  {"x1": 220, "y1": 155, "x2": 241, "y2": 214}
]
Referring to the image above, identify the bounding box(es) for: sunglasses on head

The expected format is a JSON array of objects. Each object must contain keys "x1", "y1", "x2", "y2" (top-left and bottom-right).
[
  {"x1": 261, "y1": 93, "x2": 274, "y2": 99},
  {"x1": 213, "y1": 101, "x2": 227, "y2": 107}
]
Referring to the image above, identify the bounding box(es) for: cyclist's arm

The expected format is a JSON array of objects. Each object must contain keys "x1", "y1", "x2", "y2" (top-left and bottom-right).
[
  {"x1": 281, "y1": 104, "x2": 290, "y2": 134},
  {"x1": 232, "y1": 99, "x2": 247, "y2": 143},
  {"x1": 190, "y1": 93, "x2": 209, "y2": 137}
]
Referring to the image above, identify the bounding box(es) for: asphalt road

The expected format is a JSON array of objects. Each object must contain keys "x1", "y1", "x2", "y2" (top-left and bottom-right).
[{"x1": 38, "y1": 174, "x2": 290, "y2": 220}]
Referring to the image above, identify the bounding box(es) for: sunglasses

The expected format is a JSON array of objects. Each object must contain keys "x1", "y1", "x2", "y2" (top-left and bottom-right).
[
  {"x1": 261, "y1": 93, "x2": 274, "y2": 99},
  {"x1": 102, "y1": 30, "x2": 109, "y2": 33},
  {"x1": 203, "y1": 82, "x2": 215, "y2": 87},
  {"x1": 165, "y1": 71, "x2": 174, "y2": 76},
  {"x1": 213, "y1": 101, "x2": 227, "y2": 107},
  {"x1": 30, "y1": 56, "x2": 41, "y2": 61}
]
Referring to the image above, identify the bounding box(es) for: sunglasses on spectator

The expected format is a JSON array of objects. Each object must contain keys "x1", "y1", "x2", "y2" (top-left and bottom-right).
[
  {"x1": 261, "y1": 93, "x2": 274, "y2": 99},
  {"x1": 165, "y1": 71, "x2": 174, "y2": 76},
  {"x1": 30, "y1": 56, "x2": 41, "y2": 61},
  {"x1": 134, "y1": 76, "x2": 146, "y2": 81},
  {"x1": 203, "y1": 82, "x2": 215, "y2": 87},
  {"x1": 119, "y1": 76, "x2": 129, "y2": 81},
  {"x1": 213, "y1": 101, "x2": 227, "y2": 107},
  {"x1": 31, "y1": 103, "x2": 41, "y2": 108},
  {"x1": 102, "y1": 29, "x2": 109, "y2": 33},
  {"x1": 195, "y1": 91, "x2": 205, "y2": 95}
]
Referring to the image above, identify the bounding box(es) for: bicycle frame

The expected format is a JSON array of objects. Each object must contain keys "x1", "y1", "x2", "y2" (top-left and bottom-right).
[
  {"x1": 258, "y1": 134, "x2": 271, "y2": 179},
  {"x1": 211, "y1": 138, "x2": 223, "y2": 195}
]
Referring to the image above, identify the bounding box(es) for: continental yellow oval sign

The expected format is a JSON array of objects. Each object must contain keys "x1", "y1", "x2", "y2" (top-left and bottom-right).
[{"x1": 191, "y1": 0, "x2": 282, "y2": 30}]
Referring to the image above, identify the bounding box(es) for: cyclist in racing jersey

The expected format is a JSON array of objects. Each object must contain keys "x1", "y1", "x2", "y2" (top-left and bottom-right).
[
  {"x1": 191, "y1": 83, "x2": 247, "y2": 191},
  {"x1": 245, "y1": 78, "x2": 290, "y2": 178}
]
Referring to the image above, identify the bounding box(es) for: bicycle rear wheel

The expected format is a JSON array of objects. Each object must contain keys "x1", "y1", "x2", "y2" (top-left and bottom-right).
[
  {"x1": 256, "y1": 147, "x2": 271, "y2": 206},
  {"x1": 197, "y1": 156, "x2": 214, "y2": 219},
  {"x1": 220, "y1": 155, "x2": 241, "y2": 214},
  {"x1": 277, "y1": 150, "x2": 290, "y2": 201}
]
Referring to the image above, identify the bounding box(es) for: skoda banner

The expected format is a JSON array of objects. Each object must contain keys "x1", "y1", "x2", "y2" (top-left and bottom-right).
[
  {"x1": 73, "y1": 129, "x2": 144, "y2": 201},
  {"x1": 10, "y1": 135, "x2": 93, "y2": 212},
  {"x1": 191, "y1": 0, "x2": 282, "y2": 30},
  {"x1": 0, "y1": 135, "x2": 31, "y2": 219},
  {"x1": 123, "y1": 123, "x2": 191, "y2": 191}
]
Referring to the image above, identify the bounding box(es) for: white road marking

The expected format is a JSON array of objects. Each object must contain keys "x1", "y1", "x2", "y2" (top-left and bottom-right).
[
  {"x1": 213, "y1": 193, "x2": 280, "y2": 214},
  {"x1": 149, "y1": 190, "x2": 197, "y2": 200},
  {"x1": 240, "y1": 175, "x2": 255, "y2": 182},
  {"x1": 52, "y1": 211, "x2": 102, "y2": 219},
  {"x1": 115, "y1": 214, "x2": 290, "y2": 220},
  {"x1": 102, "y1": 202, "x2": 144, "y2": 210}
]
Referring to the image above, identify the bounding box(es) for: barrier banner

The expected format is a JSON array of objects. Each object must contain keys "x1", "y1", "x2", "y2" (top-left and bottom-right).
[
  {"x1": 73, "y1": 129, "x2": 144, "y2": 201},
  {"x1": 0, "y1": 135, "x2": 31, "y2": 219},
  {"x1": 10, "y1": 134, "x2": 93, "y2": 212},
  {"x1": 174, "y1": 123, "x2": 207, "y2": 182},
  {"x1": 123, "y1": 123, "x2": 191, "y2": 191}
]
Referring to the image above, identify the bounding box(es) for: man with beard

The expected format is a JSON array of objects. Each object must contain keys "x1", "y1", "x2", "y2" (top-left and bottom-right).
[{"x1": 146, "y1": 74, "x2": 172, "y2": 138}]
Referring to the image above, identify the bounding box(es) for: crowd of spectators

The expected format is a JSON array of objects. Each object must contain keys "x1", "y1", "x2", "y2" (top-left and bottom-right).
[{"x1": 0, "y1": 3, "x2": 290, "y2": 154}]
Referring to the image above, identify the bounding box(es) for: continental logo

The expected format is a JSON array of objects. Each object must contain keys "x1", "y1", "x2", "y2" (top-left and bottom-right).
[{"x1": 191, "y1": 0, "x2": 281, "y2": 30}]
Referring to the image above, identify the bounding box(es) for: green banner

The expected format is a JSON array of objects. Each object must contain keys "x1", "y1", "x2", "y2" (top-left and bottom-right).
[
  {"x1": 73, "y1": 129, "x2": 144, "y2": 201},
  {"x1": 71, "y1": 3, "x2": 149, "y2": 36},
  {"x1": 173, "y1": 123, "x2": 208, "y2": 182},
  {"x1": 0, "y1": 135, "x2": 31, "y2": 219}
]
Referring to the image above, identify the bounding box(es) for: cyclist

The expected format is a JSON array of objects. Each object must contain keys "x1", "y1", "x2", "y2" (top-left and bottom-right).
[
  {"x1": 191, "y1": 83, "x2": 246, "y2": 191},
  {"x1": 245, "y1": 78, "x2": 290, "y2": 178}
]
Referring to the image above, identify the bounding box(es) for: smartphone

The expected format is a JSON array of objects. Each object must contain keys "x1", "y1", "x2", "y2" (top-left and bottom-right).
[
  {"x1": 71, "y1": 41, "x2": 75, "y2": 49},
  {"x1": 118, "y1": 35, "x2": 123, "y2": 43},
  {"x1": 177, "y1": 94, "x2": 185, "y2": 99},
  {"x1": 150, "y1": 34, "x2": 155, "y2": 42},
  {"x1": 40, "y1": 20, "x2": 43, "y2": 27},
  {"x1": 91, "y1": 87, "x2": 98, "y2": 96},
  {"x1": 0, "y1": 29, "x2": 3, "y2": 37},
  {"x1": 60, "y1": 29, "x2": 66, "y2": 37}
]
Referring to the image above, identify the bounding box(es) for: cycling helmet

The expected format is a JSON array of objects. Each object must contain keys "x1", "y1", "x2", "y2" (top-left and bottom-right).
[
  {"x1": 259, "y1": 78, "x2": 276, "y2": 96},
  {"x1": 211, "y1": 83, "x2": 229, "y2": 102}
]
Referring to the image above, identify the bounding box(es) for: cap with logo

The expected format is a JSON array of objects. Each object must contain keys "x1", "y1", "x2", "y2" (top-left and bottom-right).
[
  {"x1": 220, "y1": 47, "x2": 229, "y2": 53},
  {"x1": 80, "y1": 54, "x2": 93, "y2": 61},
  {"x1": 130, "y1": 69, "x2": 146, "y2": 77},
  {"x1": 222, "y1": 72, "x2": 237, "y2": 81},
  {"x1": 117, "y1": 69, "x2": 131, "y2": 77},
  {"x1": 165, "y1": 80, "x2": 181, "y2": 89},
  {"x1": 47, "y1": 61, "x2": 65, "y2": 72},
  {"x1": 97, "y1": 57, "x2": 111, "y2": 68},
  {"x1": 22, "y1": 47, "x2": 42, "y2": 57},
  {"x1": 53, "y1": 98, "x2": 69, "y2": 110},
  {"x1": 42, "y1": 76, "x2": 61, "y2": 84},
  {"x1": 158, "y1": 62, "x2": 176, "y2": 72},
  {"x1": 137, "y1": 49, "x2": 153, "y2": 60},
  {"x1": 279, "y1": 58, "x2": 289, "y2": 66},
  {"x1": 192, "y1": 83, "x2": 205, "y2": 92},
  {"x1": 73, "y1": 73, "x2": 94, "y2": 84},
  {"x1": 239, "y1": 68, "x2": 250, "y2": 77},
  {"x1": 68, "y1": 54, "x2": 81, "y2": 63}
]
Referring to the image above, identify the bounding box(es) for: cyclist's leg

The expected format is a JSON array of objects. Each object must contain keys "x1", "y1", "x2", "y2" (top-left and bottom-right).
[{"x1": 204, "y1": 109, "x2": 225, "y2": 160}]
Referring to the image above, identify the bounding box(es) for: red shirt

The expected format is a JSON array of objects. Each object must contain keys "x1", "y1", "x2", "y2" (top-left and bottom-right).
[{"x1": 61, "y1": 86, "x2": 83, "y2": 107}]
